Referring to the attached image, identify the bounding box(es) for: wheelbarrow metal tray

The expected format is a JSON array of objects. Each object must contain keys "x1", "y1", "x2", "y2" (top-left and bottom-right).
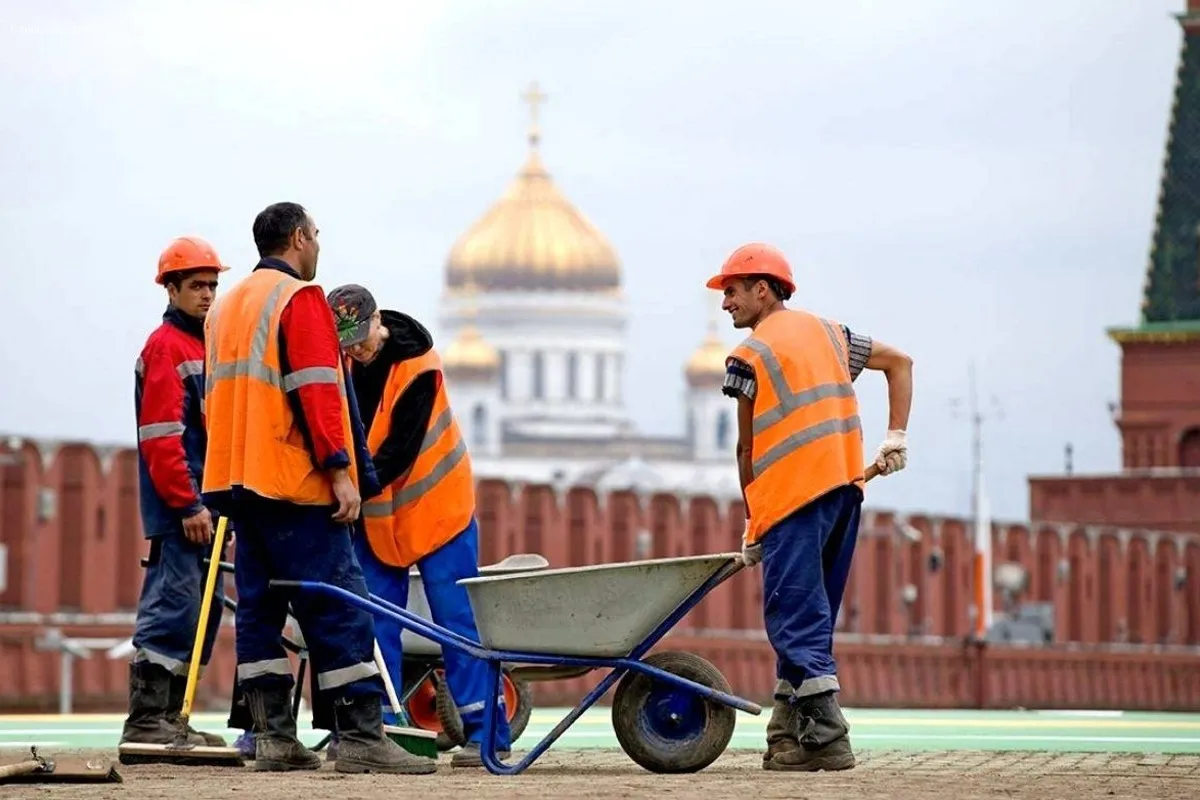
[
  {"x1": 402, "y1": 553, "x2": 551, "y2": 657},
  {"x1": 457, "y1": 553, "x2": 739, "y2": 658}
]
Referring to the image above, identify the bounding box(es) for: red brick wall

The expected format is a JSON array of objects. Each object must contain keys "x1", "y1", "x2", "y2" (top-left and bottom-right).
[{"x1": 4, "y1": 437, "x2": 1200, "y2": 647}]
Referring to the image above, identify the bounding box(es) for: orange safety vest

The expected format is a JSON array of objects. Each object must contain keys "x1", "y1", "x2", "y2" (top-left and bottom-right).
[
  {"x1": 730, "y1": 309, "x2": 864, "y2": 544},
  {"x1": 359, "y1": 349, "x2": 475, "y2": 568},
  {"x1": 201, "y1": 268, "x2": 358, "y2": 505}
]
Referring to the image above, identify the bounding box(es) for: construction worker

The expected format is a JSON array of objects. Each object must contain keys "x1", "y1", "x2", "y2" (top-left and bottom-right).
[
  {"x1": 121, "y1": 237, "x2": 230, "y2": 749},
  {"x1": 324, "y1": 283, "x2": 513, "y2": 768},
  {"x1": 707, "y1": 243, "x2": 912, "y2": 772},
  {"x1": 200, "y1": 201, "x2": 434, "y2": 776}
]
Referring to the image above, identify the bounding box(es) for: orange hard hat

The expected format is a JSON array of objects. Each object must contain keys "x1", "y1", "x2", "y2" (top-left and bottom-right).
[
  {"x1": 156, "y1": 236, "x2": 229, "y2": 285},
  {"x1": 705, "y1": 242, "x2": 796, "y2": 295}
]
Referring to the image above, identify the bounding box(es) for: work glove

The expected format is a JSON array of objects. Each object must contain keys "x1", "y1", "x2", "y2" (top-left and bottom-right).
[
  {"x1": 741, "y1": 521, "x2": 763, "y2": 567},
  {"x1": 874, "y1": 429, "x2": 908, "y2": 475}
]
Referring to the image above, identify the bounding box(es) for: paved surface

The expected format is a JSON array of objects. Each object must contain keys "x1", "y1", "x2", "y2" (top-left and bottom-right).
[
  {"x1": 3, "y1": 748, "x2": 1198, "y2": 799},
  {"x1": 4, "y1": 707, "x2": 1200, "y2": 752}
]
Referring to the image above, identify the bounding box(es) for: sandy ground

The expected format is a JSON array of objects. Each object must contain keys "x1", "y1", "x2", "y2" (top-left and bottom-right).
[{"x1": 4, "y1": 748, "x2": 1199, "y2": 799}]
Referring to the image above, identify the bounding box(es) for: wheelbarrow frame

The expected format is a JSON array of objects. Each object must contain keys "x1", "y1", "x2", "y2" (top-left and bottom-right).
[{"x1": 270, "y1": 555, "x2": 762, "y2": 776}]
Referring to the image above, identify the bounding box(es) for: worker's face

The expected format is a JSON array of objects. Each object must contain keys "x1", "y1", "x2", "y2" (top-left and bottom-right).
[
  {"x1": 292, "y1": 214, "x2": 321, "y2": 281},
  {"x1": 168, "y1": 270, "x2": 220, "y2": 320},
  {"x1": 720, "y1": 278, "x2": 768, "y2": 329},
  {"x1": 344, "y1": 312, "x2": 385, "y2": 364}
]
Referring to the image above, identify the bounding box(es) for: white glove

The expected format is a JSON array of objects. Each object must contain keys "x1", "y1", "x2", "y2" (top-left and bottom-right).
[
  {"x1": 874, "y1": 429, "x2": 908, "y2": 475},
  {"x1": 741, "y1": 521, "x2": 762, "y2": 567}
]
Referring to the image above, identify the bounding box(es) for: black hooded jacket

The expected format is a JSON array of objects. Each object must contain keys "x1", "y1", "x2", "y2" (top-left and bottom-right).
[{"x1": 349, "y1": 310, "x2": 438, "y2": 495}]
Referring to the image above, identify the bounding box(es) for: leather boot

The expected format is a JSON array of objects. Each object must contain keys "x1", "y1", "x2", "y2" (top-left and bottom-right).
[
  {"x1": 120, "y1": 662, "x2": 204, "y2": 746},
  {"x1": 245, "y1": 684, "x2": 322, "y2": 772},
  {"x1": 167, "y1": 674, "x2": 228, "y2": 746},
  {"x1": 765, "y1": 691, "x2": 855, "y2": 772},
  {"x1": 332, "y1": 694, "x2": 437, "y2": 775},
  {"x1": 761, "y1": 694, "x2": 800, "y2": 766}
]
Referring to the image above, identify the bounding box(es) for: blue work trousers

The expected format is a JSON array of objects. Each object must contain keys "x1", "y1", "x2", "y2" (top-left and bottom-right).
[
  {"x1": 760, "y1": 484, "x2": 862, "y2": 699},
  {"x1": 131, "y1": 528, "x2": 225, "y2": 675},
  {"x1": 232, "y1": 499, "x2": 384, "y2": 701},
  {"x1": 353, "y1": 517, "x2": 512, "y2": 750}
]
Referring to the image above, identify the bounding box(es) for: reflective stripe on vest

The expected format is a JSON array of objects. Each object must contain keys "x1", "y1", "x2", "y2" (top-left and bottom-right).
[
  {"x1": 359, "y1": 349, "x2": 475, "y2": 567},
  {"x1": 201, "y1": 269, "x2": 357, "y2": 505},
  {"x1": 732, "y1": 310, "x2": 864, "y2": 544},
  {"x1": 362, "y1": 408, "x2": 469, "y2": 516}
]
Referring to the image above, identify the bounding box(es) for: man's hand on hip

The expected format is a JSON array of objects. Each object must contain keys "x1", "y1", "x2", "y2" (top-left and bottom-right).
[
  {"x1": 874, "y1": 429, "x2": 908, "y2": 475},
  {"x1": 331, "y1": 468, "x2": 362, "y2": 523}
]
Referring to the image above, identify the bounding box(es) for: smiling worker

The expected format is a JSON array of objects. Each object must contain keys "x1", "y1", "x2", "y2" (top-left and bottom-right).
[{"x1": 708, "y1": 242, "x2": 913, "y2": 772}]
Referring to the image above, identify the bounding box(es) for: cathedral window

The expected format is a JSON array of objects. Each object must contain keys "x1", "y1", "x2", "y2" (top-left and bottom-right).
[
  {"x1": 567, "y1": 352, "x2": 578, "y2": 399},
  {"x1": 595, "y1": 354, "x2": 606, "y2": 401},
  {"x1": 499, "y1": 351, "x2": 508, "y2": 399},
  {"x1": 716, "y1": 410, "x2": 731, "y2": 451},
  {"x1": 532, "y1": 351, "x2": 545, "y2": 400},
  {"x1": 473, "y1": 404, "x2": 487, "y2": 448}
]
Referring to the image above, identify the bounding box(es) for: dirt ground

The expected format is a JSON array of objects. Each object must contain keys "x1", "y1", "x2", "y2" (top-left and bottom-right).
[{"x1": 5, "y1": 748, "x2": 1200, "y2": 799}]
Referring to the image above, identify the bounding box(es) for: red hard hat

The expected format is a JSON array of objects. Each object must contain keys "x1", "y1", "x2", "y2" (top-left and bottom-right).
[
  {"x1": 705, "y1": 242, "x2": 796, "y2": 295},
  {"x1": 156, "y1": 236, "x2": 229, "y2": 285}
]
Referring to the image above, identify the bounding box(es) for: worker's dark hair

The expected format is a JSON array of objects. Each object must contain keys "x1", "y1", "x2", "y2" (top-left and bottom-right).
[
  {"x1": 253, "y1": 202, "x2": 310, "y2": 257},
  {"x1": 741, "y1": 274, "x2": 792, "y2": 302},
  {"x1": 163, "y1": 268, "x2": 208, "y2": 290}
]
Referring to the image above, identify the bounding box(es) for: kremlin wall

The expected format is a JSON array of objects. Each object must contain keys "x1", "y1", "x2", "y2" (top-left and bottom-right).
[{"x1": 2, "y1": 435, "x2": 1199, "y2": 715}]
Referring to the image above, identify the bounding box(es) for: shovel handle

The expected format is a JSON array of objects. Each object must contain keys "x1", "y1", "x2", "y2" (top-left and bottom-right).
[
  {"x1": 179, "y1": 515, "x2": 230, "y2": 723},
  {"x1": 864, "y1": 462, "x2": 881, "y2": 482}
]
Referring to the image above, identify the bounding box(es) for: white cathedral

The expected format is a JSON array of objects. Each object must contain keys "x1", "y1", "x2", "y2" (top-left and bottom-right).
[{"x1": 435, "y1": 85, "x2": 742, "y2": 502}]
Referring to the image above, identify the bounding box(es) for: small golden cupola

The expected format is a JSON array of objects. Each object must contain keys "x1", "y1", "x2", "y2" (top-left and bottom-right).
[
  {"x1": 442, "y1": 279, "x2": 499, "y2": 380},
  {"x1": 444, "y1": 82, "x2": 622, "y2": 293},
  {"x1": 685, "y1": 313, "x2": 730, "y2": 388}
]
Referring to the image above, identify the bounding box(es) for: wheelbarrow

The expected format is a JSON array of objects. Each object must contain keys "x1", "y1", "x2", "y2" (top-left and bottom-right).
[
  {"x1": 398, "y1": 553, "x2": 550, "y2": 751},
  {"x1": 272, "y1": 551, "x2": 762, "y2": 775}
]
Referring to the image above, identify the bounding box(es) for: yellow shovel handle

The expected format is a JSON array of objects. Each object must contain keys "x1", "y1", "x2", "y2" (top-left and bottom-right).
[{"x1": 179, "y1": 514, "x2": 229, "y2": 722}]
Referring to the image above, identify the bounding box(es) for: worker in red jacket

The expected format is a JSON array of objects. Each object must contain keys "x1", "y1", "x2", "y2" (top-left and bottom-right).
[{"x1": 121, "y1": 237, "x2": 230, "y2": 749}]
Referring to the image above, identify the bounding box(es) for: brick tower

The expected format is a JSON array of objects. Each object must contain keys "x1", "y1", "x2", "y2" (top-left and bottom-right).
[{"x1": 1029, "y1": 1, "x2": 1200, "y2": 532}]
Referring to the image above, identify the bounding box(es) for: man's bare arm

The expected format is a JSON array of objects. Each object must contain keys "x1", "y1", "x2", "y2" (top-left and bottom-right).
[
  {"x1": 736, "y1": 393, "x2": 755, "y2": 510},
  {"x1": 865, "y1": 338, "x2": 913, "y2": 432}
]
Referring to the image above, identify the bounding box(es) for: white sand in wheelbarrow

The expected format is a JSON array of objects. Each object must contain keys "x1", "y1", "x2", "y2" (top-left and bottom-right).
[{"x1": 458, "y1": 553, "x2": 738, "y2": 657}]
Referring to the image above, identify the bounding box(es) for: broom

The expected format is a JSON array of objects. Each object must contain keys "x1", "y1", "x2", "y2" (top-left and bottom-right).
[
  {"x1": 0, "y1": 747, "x2": 122, "y2": 785},
  {"x1": 374, "y1": 640, "x2": 439, "y2": 758},
  {"x1": 118, "y1": 516, "x2": 246, "y2": 767}
]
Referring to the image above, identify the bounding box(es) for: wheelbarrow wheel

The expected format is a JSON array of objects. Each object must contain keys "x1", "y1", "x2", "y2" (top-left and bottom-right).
[
  {"x1": 611, "y1": 651, "x2": 736, "y2": 774},
  {"x1": 404, "y1": 669, "x2": 457, "y2": 751},
  {"x1": 436, "y1": 667, "x2": 533, "y2": 748}
]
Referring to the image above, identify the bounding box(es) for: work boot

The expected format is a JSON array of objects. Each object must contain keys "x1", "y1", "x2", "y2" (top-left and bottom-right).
[
  {"x1": 119, "y1": 662, "x2": 205, "y2": 746},
  {"x1": 332, "y1": 694, "x2": 437, "y2": 775},
  {"x1": 761, "y1": 694, "x2": 801, "y2": 767},
  {"x1": 167, "y1": 674, "x2": 228, "y2": 747},
  {"x1": 766, "y1": 691, "x2": 855, "y2": 772},
  {"x1": 324, "y1": 732, "x2": 339, "y2": 761},
  {"x1": 450, "y1": 741, "x2": 512, "y2": 768},
  {"x1": 245, "y1": 685, "x2": 322, "y2": 772}
]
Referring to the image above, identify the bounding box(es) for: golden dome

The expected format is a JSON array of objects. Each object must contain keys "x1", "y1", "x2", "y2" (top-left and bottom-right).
[
  {"x1": 444, "y1": 83, "x2": 621, "y2": 293},
  {"x1": 686, "y1": 321, "x2": 730, "y2": 386},
  {"x1": 443, "y1": 324, "x2": 499, "y2": 375},
  {"x1": 443, "y1": 278, "x2": 499, "y2": 376}
]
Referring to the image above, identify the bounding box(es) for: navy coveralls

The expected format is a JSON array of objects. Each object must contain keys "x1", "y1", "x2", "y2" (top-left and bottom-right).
[{"x1": 131, "y1": 305, "x2": 224, "y2": 675}]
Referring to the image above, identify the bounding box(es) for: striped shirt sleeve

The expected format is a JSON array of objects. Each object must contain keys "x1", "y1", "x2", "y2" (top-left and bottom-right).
[{"x1": 722, "y1": 325, "x2": 873, "y2": 400}]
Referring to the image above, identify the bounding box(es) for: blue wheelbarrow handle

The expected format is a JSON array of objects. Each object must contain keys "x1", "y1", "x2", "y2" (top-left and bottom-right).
[{"x1": 269, "y1": 571, "x2": 763, "y2": 718}]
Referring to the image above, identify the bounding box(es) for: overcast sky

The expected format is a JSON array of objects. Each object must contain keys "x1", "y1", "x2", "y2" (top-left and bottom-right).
[{"x1": 0, "y1": 0, "x2": 1190, "y2": 521}]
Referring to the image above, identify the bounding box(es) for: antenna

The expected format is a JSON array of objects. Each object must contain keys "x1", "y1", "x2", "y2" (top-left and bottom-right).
[{"x1": 950, "y1": 361, "x2": 1003, "y2": 640}]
